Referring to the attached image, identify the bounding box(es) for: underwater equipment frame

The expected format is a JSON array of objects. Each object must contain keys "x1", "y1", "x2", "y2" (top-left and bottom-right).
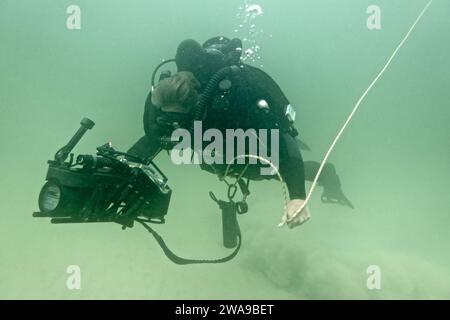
[
  {"x1": 33, "y1": 118, "x2": 172, "y2": 229},
  {"x1": 33, "y1": 118, "x2": 245, "y2": 264}
]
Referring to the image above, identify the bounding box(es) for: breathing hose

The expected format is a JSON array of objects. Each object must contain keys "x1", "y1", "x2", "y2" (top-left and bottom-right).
[{"x1": 191, "y1": 65, "x2": 242, "y2": 131}]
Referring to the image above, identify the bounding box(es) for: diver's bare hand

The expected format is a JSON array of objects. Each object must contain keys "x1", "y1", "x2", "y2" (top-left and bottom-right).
[{"x1": 279, "y1": 199, "x2": 311, "y2": 229}]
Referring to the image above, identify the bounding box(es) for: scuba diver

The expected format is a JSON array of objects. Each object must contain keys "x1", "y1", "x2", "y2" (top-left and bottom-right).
[{"x1": 127, "y1": 37, "x2": 353, "y2": 229}]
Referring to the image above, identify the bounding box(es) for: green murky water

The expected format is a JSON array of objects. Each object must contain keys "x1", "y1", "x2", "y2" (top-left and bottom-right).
[{"x1": 0, "y1": 0, "x2": 449, "y2": 299}]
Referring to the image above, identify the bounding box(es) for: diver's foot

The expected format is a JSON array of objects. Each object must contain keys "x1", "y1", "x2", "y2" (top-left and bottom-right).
[
  {"x1": 320, "y1": 164, "x2": 354, "y2": 209},
  {"x1": 321, "y1": 188, "x2": 354, "y2": 209}
]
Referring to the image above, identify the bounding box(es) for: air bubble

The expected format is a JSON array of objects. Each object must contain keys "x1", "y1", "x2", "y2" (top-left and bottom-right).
[
  {"x1": 245, "y1": 4, "x2": 263, "y2": 17},
  {"x1": 234, "y1": 2, "x2": 268, "y2": 68}
]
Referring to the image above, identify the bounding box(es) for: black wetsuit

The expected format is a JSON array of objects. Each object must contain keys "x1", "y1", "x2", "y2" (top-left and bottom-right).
[{"x1": 128, "y1": 64, "x2": 308, "y2": 200}]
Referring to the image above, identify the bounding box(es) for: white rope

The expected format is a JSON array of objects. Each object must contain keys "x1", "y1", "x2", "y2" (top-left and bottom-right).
[
  {"x1": 281, "y1": 0, "x2": 434, "y2": 226},
  {"x1": 224, "y1": 154, "x2": 290, "y2": 212}
]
